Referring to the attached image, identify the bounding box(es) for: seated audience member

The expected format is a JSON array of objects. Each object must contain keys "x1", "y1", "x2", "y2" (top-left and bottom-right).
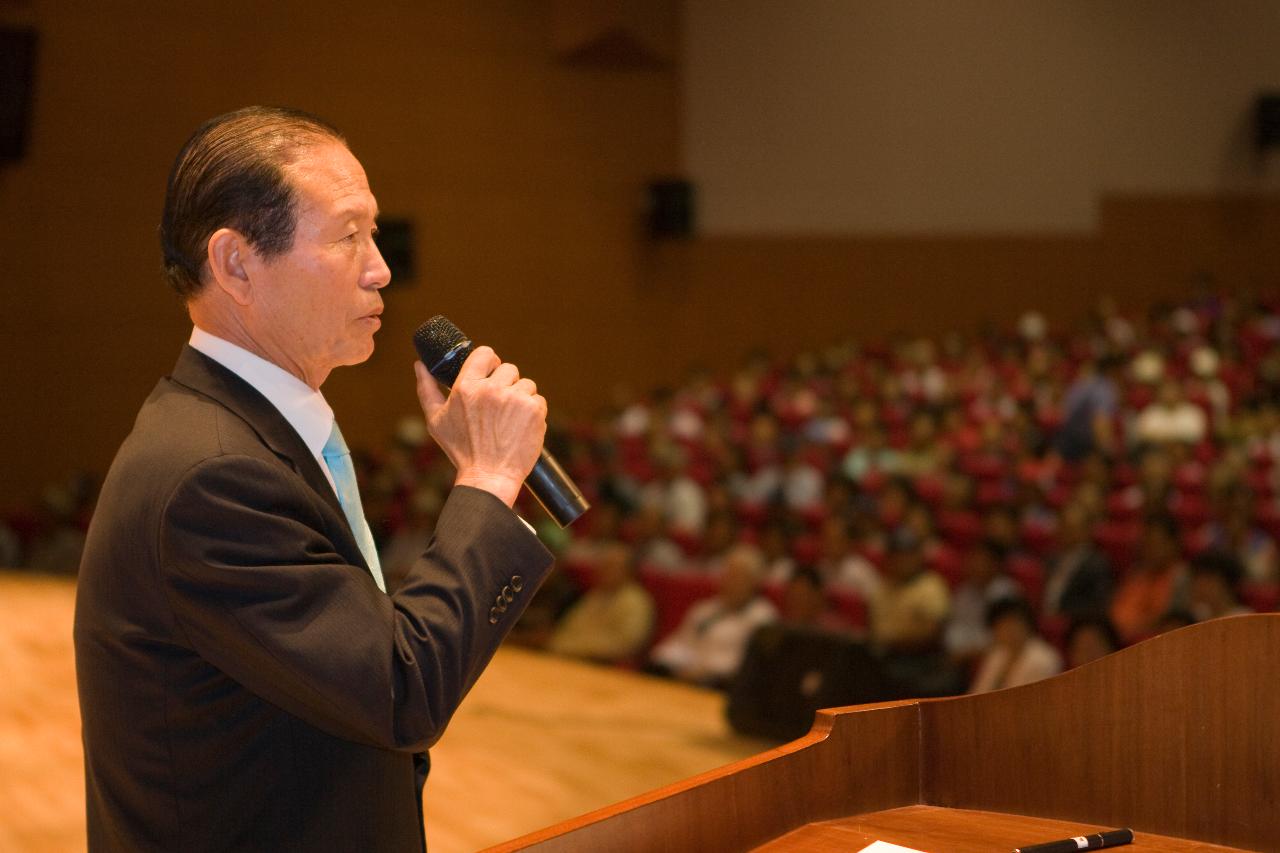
[
  {"x1": 819, "y1": 515, "x2": 881, "y2": 602},
  {"x1": 945, "y1": 539, "x2": 1021, "y2": 664},
  {"x1": 1153, "y1": 608, "x2": 1196, "y2": 635},
  {"x1": 559, "y1": 501, "x2": 624, "y2": 567},
  {"x1": 1188, "y1": 551, "x2": 1254, "y2": 622},
  {"x1": 1042, "y1": 502, "x2": 1113, "y2": 620},
  {"x1": 759, "y1": 519, "x2": 797, "y2": 584},
  {"x1": 969, "y1": 598, "x2": 1063, "y2": 694},
  {"x1": 547, "y1": 543, "x2": 655, "y2": 664},
  {"x1": 378, "y1": 486, "x2": 441, "y2": 588},
  {"x1": 1110, "y1": 514, "x2": 1189, "y2": 642},
  {"x1": 1065, "y1": 615, "x2": 1122, "y2": 669},
  {"x1": 640, "y1": 444, "x2": 708, "y2": 537},
  {"x1": 1135, "y1": 378, "x2": 1207, "y2": 447},
  {"x1": 780, "y1": 442, "x2": 825, "y2": 511},
  {"x1": 506, "y1": 566, "x2": 582, "y2": 649},
  {"x1": 0, "y1": 520, "x2": 20, "y2": 569},
  {"x1": 870, "y1": 527, "x2": 951, "y2": 653},
  {"x1": 780, "y1": 565, "x2": 855, "y2": 635},
  {"x1": 28, "y1": 478, "x2": 91, "y2": 574},
  {"x1": 649, "y1": 544, "x2": 778, "y2": 688},
  {"x1": 842, "y1": 425, "x2": 902, "y2": 484},
  {"x1": 1203, "y1": 488, "x2": 1278, "y2": 584},
  {"x1": 630, "y1": 504, "x2": 684, "y2": 572}
]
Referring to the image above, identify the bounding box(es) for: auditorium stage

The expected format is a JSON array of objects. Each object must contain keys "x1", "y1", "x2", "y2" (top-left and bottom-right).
[{"x1": 0, "y1": 572, "x2": 766, "y2": 852}]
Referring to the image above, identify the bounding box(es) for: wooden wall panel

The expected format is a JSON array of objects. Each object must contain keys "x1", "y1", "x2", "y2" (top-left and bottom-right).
[
  {"x1": 4, "y1": 2, "x2": 1280, "y2": 514},
  {"x1": 0, "y1": 0, "x2": 680, "y2": 510}
]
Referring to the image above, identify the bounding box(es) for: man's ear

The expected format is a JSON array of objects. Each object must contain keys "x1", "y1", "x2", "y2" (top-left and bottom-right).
[{"x1": 206, "y1": 228, "x2": 254, "y2": 306}]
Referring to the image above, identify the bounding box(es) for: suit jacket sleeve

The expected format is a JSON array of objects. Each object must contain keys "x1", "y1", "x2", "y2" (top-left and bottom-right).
[{"x1": 157, "y1": 452, "x2": 552, "y2": 754}]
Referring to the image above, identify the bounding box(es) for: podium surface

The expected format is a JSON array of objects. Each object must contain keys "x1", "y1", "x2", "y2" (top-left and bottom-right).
[{"x1": 490, "y1": 615, "x2": 1280, "y2": 852}]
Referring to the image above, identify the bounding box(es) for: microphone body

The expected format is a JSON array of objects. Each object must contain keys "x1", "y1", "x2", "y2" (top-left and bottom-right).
[{"x1": 413, "y1": 316, "x2": 590, "y2": 528}]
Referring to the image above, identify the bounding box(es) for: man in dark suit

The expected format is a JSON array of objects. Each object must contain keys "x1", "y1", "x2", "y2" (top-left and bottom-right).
[{"x1": 74, "y1": 107, "x2": 554, "y2": 852}]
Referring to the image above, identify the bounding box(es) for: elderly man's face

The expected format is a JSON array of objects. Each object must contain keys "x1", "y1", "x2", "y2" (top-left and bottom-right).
[{"x1": 247, "y1": 141, "x2": 390, "y2": 383}]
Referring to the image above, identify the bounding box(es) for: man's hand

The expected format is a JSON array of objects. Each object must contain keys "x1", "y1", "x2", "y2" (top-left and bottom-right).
[{"x1": 414, "y1": 346, "x2": 548, "y2": 507}]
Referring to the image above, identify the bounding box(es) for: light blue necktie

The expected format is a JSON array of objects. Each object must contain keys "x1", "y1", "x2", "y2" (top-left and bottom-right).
[{"x1": 321, "y1": 422, "x2": 387, "y2": 593}]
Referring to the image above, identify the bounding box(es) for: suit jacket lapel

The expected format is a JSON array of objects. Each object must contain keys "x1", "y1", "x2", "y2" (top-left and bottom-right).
[{"x1": 168, "y1": 345, "x2": 372, "y2": 574}]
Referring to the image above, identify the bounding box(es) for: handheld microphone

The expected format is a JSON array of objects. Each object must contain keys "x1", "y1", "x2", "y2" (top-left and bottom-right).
[{"x1": 412, "y1": 315, "x2": 590, "y2": 528}]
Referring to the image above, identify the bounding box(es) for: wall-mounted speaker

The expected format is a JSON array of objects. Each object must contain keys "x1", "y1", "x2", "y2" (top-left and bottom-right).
[
  {"x1": 1256, "y1": 93, "x2": 1280, "y2": 150},
  {"x1": 0, "y1": 27, "x2": 38, "y2": 162},
  {"x1": 646, "y1": 178, "x2": 694, "y2": 239},
  {"x1": 375, "y1": 219, "x2": 416, "y2": 285}
]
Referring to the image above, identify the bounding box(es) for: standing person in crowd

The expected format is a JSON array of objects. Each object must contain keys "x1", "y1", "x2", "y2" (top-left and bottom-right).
[
  {"x1": 547, "y1": 543, "x2": 655, "y2": 664},
  {"x1": 649, "y1": 544, "x2": 777, "y2": 688},
  {"x1": 1110, "y1": 514, "x2": 1189, "y2": 642},
  {"x1": 1042, "y1": 502, "x2": 1113, "y2": 620},
  {"x1": 969, "y1": 597, "x2": 1063, "y2": 693},
  {"x1": 74, "y1": 108, "x2": 553, "y2": 852},
  {"x1": 1054, "y1": 355, "x2": 1124, "y2": 461}
]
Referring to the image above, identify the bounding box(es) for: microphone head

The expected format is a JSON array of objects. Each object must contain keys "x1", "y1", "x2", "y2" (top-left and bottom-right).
[{"x1": 412, "y1": 315, "x2": 473, "y2": 388}]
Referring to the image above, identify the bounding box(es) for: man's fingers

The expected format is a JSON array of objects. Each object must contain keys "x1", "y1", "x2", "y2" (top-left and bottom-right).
[
  {"x1": 414, "y1": 361, "x2": 446, "y2": 415},
  {"x1": 491, "y1": 363, "x2": 520, "y2": 386},
  {"x1": 513, "y1": 377, "x2": 538, "y2": 396},
  {"x1": 456, "y1": 346, "x2": 500, "y2": 382}
]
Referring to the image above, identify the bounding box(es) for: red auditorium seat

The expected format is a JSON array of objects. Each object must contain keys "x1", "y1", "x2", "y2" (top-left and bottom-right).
[
  {"x1": 829, "y1": 588, "x2": 867, "y2": 629},
  {"x1": 914, "y1": 473, "x2": 945, "y2": 508},
  {"x1": 938, "y1": 510, "x2": 982, "y2": 551},
  {"x1": 1246, "y1": 469, "x2": 1275, "y2": 499},
  {"x1": 1094, "y1": 520, "x2": 1141, "y2": 571},
  {"x1": 1241, "y1": 583, "x2": 1280, "y2": 613},
  {"x1": 1007, "y1": 554, "x2": 1046, "y2": 609},
  {"x1": 638, "y1": 568, "x2": 722, "y2": 646},
  {"x1": 1105, "y1": 489, "x2": 1142, "y2": 521},
  {"x1": 1255, "y1": 505, "x2": 1280, "y2": 543},
  {"x1": 974, "y1": 480, "x2": 1012, "y2": 509},
  {"x1": 1180, "y1": 525, "x2": 1213, "y2": 557},
  {"x1": 1169, "y1": 493, "x2": 1210, "y2": 528},
  {"x1": 1019, "y1": 517, "x2": 1057, "y2": 557},
  {"x1": 1172, "y1": 463, "x2": 1207, "y2": 494},
  {"x1": 927, "y1": 543, "x2": 964, "y2": 588}
]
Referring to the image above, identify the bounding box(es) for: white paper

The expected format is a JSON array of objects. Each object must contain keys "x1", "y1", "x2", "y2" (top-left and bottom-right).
[{"x1": 856, "y1": 842, "x2": 930, "y2": 853}]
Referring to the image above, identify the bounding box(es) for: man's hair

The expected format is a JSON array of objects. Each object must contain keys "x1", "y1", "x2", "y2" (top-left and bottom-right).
[
  {"x1": 985, "y1": 596, "x2": 1036, "y2": 630},
  {"x1": 160, "y1": 106, "x2": 346, "y2": 298}
]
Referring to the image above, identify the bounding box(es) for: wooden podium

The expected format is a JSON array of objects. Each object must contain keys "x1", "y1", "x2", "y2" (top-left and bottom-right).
[{"x1": 486, "y1": 615, "x2": 1280, "y2": 852}]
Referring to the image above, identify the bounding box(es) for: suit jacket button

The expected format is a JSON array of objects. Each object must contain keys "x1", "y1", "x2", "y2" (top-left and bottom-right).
[
  {"x1": 501, "y1": 585, "x2": 515, "y2": 603},
  {"x1": 511, "y1": 575, "x2": 524, "y2": 592},
  {"x1": 488, "y1": 607, "x2": 500, "y2": 625}
]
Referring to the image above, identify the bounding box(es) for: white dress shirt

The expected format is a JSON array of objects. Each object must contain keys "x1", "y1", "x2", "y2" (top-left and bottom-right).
[{"x1": 188, "y1": 327, "x2": 339, "y2": 495}]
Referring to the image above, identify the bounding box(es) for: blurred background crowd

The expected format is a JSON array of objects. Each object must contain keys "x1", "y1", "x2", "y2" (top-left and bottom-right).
[{"x1": 13, "y1": 289, "x2": 1280, "y2": 713}]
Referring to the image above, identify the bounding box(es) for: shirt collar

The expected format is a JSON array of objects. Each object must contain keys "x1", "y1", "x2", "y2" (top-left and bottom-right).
[{"x1": 188, "y1": 327, "x2": 335, "y2": 460}]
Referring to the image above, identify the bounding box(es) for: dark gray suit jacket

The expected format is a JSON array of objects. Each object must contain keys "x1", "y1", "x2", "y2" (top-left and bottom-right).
[{"x1": 74, "y1": 346, "x2": 553, "y2": 852}]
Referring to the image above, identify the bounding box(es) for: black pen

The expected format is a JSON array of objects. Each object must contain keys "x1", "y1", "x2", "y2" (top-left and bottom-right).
[{"x1": 1013, "y1": 827, "x2": 1134, "y2": 853}]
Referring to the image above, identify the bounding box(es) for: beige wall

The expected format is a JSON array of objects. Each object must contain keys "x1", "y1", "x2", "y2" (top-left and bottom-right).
[
  {"x1": 684, "y1": 0, "x2": 1280, "y2": 233},
  {"x1": 0, "y1": 0, "x2": 681, "y2": 509}
]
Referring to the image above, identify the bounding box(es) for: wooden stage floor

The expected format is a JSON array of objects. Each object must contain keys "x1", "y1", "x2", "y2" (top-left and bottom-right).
[{"x1": 0, "y1": 572, "x2": 767, "y2": 852}]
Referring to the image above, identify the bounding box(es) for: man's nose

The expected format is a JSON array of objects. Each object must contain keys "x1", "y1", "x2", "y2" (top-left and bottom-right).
[{"x1": 365, "y1": 241, "x2": 392, "y2": 289}]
